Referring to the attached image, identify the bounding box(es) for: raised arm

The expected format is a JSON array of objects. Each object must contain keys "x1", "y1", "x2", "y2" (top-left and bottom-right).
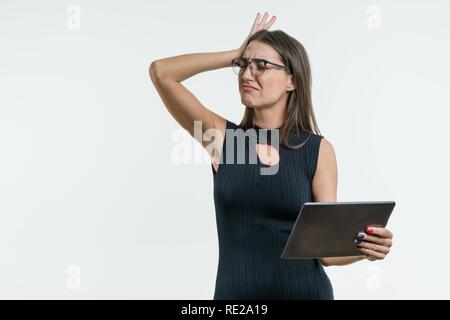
[
  {"x1": 149, "y1": 49, "x2": 239, "y2": 150},
  {"x1": 148, "y1": 12, "x2": 278, "y2": 171}
]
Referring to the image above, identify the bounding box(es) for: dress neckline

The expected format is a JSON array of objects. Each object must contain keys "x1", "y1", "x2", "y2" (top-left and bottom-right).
[
  {"x1": 249, "y1": 120, "x2": 282, "y2": 131},
  {"x1": 254, "y1": 124, "x2": 281, "y2": 131}
]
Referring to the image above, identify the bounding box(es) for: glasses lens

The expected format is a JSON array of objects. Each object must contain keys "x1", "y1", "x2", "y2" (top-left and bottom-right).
[
  {"x1": 253, "y1": 60, "x2": 266, "y2": 75},
  {"x1": 232, "y1": 58, "x2": 245, "y2": 75},
  {"x1": 232, "y1": 59, "x2": 266, "y2": 76}
]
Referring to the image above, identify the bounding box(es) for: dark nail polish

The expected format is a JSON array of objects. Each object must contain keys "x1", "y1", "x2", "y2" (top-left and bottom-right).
[
  {"x1": 357, "y1": 232, "x2": 365, "y2": 239},
  {"x1": 354, "y1": 238, "x2": 361, "y2": 245}
]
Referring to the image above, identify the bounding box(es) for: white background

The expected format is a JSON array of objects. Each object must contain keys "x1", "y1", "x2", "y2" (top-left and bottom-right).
[{"x1": 1, "y1": 0, "x2": 449, "y2": 299}]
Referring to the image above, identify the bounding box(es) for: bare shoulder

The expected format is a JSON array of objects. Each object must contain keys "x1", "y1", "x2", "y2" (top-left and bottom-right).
[
  {"x1": 312, "y1": 137, "x2": 338, "y2": 201},
  {"x1": 318, "y1": 138, "x2": 336, "y2": 159},
  {"x1": 316, "y1": 138, "x2": 337, "y2": 175}
]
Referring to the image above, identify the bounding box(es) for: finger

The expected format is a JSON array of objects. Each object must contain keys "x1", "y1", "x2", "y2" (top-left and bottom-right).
[
  {"x1": 358, "y1": 247, "x2": 386, "y2": 260},
  {"x1": 255, "y1": 12, "x2": 261, "y2": 24},
  {"x1": 266, "y1": 15, "x2": 277, "y2": 29},
  {"x1": 366, "y1": 226, "x2": 393, "y2": 239},
  {"x1": 357, "y1": 232, "x2": 393, "y2": 247},
  {"x1": 252, "y1": 13, "x2": 261, "y2": 30},
  {"x1": 356, "y1": 240, "x2": 390, "y2": 254}
]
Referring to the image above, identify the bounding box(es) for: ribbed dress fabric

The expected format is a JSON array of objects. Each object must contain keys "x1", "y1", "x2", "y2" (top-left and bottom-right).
[{"x1": 211, "y1": 118, "x2": 334, "y2": 300}]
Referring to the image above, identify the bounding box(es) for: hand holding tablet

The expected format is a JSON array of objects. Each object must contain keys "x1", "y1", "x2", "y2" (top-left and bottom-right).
[
  {"x1": 354, "y1": 225, "x2": 394, "y2": 261},
  {"x1": 281, "y1": 201, "x2": 395, "y2": 259}
]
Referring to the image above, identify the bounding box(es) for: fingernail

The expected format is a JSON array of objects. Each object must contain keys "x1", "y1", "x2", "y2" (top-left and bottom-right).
[
  {"x1": 366, "y1": 227, "x2": 374, "y2": 234},
  {"x1": 354, "y1": 239, "x2": 361, "y2": 245},
  {"x1": 357, "y1": 232, "x2": 365, "y2": 239}
]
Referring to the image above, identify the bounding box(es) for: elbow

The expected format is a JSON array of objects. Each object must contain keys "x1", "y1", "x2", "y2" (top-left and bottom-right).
[
  {"x1": 319, "y1": 258, "x2": 330, "y2": 267},
  {"x1": 149, "y1": 60, "x2": 164, "y2": 82}
]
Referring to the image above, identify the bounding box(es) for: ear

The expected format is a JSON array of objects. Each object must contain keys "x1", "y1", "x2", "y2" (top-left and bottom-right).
[{"x1": 286, "y1": 74, "x2": 296, "y2": 92}]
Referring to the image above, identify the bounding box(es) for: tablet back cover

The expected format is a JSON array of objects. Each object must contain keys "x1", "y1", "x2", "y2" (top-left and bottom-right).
[{"x1": 281, "y1": 201, "x2": 395, "y2": 259}]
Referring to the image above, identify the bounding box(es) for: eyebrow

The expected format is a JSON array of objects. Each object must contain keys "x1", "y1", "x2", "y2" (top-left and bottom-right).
[
  {"x1": 241, "y1": 57, "x2": 282, "y2": 65},
  {"x1": 242, "y1": 57, "x2": 266, "y2": 60}
]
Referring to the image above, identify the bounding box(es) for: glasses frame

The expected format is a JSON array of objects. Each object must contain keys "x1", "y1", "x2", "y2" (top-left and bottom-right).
[{"x1": 231, "y1": 57, "x2": 290, "y2": 76}]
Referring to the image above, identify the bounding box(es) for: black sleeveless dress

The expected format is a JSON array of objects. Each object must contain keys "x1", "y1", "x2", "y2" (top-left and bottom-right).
[{"x1": 211, "y1": 119, "x2": 334, "y2": 300}]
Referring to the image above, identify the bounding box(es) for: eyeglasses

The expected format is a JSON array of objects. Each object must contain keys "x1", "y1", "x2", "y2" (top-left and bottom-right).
[{"x1": 231, "y1": 58, "x2": 290, "y2": 76}]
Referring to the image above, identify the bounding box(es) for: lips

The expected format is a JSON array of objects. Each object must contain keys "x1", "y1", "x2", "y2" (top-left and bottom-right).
[{"x1": 241, "y1": 84, "x2": 259, "y2": 91}]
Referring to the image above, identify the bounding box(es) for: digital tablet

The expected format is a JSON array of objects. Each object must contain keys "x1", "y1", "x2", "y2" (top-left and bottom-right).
[{"x1": 280, "y1": 201, "x2": 395, "y2": 259}]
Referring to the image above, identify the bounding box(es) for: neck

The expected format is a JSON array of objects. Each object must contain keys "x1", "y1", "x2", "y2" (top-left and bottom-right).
[
  {"x1": 250, "y1": 94, "x2": 288, "y2": 129},
  {"x1": 252, "y1": 108, "x2": 285, "y2": 130}
]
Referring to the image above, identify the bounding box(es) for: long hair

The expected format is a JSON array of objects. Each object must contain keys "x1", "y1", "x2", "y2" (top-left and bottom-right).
[{"x1": 238, "y1": 29, "x2": 321, "y2": 149}]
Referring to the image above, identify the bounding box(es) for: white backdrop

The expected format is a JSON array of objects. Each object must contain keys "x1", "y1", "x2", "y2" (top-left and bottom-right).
[{"x1": 1, "y1": 0, "x2": 449, "y2": 299}]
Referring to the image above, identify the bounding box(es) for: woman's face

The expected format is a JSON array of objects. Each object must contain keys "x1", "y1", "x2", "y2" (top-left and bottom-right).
[{"x1": 238, "y1": 40, "x2": 295, "y2": 109}]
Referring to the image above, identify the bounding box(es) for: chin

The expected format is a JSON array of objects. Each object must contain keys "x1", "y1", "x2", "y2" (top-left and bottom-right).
[{"x1": 241, "y1": 98, "x2": 258, "y2": 108}]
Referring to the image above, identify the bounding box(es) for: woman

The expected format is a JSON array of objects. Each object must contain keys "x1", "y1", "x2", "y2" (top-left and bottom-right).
[{"x1": 149, "y1": 12, "x2": 394, "y2": 300}]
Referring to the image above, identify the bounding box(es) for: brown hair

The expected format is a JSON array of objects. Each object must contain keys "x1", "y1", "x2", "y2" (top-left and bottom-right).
[{"x1": 238, "y1": 29, "x2": 321, "y2": 149}]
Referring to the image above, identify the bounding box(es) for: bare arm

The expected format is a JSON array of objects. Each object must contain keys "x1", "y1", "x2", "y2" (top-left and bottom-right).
[
  {"x1": 149, "y1": 13, "x2": 278, "y2": 171},
  {"x1": 312, "y1": 139, "x2": 366, "y2": 267},
  {"x1": 150, "y1": 49, "x2": 240, "y2": 83},
  {"x1": 149, "y1": 49, "x2": 244, "y2": 173},
  {"x1": 149, "y1": 49, "x2": 240, "y2": 149}
]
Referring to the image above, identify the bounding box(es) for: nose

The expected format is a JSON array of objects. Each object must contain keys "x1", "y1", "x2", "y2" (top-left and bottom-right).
[{"x1": 241, "y1": 62, "x2": 255, "y2": 81}]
